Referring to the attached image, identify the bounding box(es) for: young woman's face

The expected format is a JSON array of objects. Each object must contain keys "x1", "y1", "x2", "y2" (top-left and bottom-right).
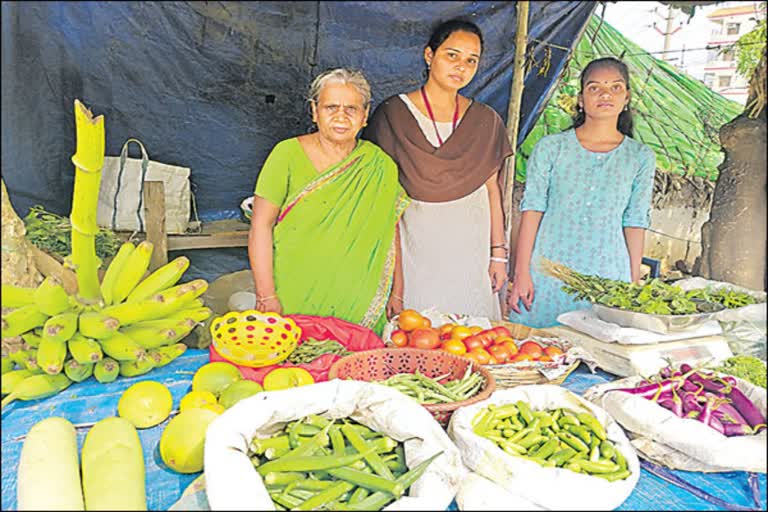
[
  {"x1": 578, "y1": 66, "x2": 630, "y2": 121},
  {"x1": 424, "y1": 30, "x2": 482, "y2": 91}
]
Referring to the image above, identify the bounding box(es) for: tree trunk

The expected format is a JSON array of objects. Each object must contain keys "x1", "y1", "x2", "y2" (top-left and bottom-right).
[{"x1": 697, "y1": 54, "x2": 767, "y2": 290}]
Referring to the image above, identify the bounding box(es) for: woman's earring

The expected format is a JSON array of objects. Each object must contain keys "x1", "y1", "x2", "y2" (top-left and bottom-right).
[{"x1": 624, "y1": 104, "x2": 629, "y2": 111}]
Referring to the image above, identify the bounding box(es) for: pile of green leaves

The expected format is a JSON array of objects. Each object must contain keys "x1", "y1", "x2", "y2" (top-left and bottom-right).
[
  {"x1": 544, "y1": 259, "x2": 763, "y2": 316},
  {"x1": 23, "y1": 205, "x2": 121, "y2": 264},
  {"x1": 715, "y1": 356, "x2": 767, "y2": 389}
]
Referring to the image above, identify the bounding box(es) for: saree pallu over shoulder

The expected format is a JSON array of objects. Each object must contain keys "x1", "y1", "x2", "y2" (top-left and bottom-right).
[
  {"x1": 364, "y1": 96, "x2": 513, "y2": 203},
  {"x1": 272, "y1": 140, "x2": 408, "y2": 333}
]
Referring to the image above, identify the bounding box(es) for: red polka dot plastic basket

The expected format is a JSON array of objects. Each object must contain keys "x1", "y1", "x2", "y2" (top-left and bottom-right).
[{"x1": 209, "y1": 310, "x2": 301, "y2": 368}]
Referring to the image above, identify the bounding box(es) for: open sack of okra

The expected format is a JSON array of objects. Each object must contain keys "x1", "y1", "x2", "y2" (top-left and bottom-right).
[
  {"x1": 583, "y1": 363, "x2": 767, "y2": 473},
  {"x1": 448, "y1": 385, "x2": 640, "y2": 511},
  {"x1": 203, "y1": 379, "x2": 464, "y2": 510}
]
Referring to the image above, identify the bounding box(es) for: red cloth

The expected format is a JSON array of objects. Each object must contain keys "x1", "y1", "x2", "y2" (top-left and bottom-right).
[{"x1": 208, "y1": 314, "x2": 384, "y2": 384}]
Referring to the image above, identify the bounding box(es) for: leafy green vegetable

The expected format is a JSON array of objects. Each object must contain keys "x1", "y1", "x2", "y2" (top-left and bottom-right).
[
  {"x1": 23, "y1": 205, "x2": 121, "y2": 265},
  {"x1": 542, "y1": 258, "x2": 764, "y2": 316},
  {"x1": 715, "y1": 356, "x2": 767, "y2": 389}
]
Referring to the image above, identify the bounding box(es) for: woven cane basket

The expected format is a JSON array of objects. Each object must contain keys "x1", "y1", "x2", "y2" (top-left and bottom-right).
[
  {"x1": 485, "y1": 320, "x2": 579, "y2": 389},
  {"x1": 327, "y1": 348, "x2": 496, "y2": 428}
]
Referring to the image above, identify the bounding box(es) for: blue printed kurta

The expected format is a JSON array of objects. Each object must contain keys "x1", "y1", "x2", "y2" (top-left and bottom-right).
[{"x1": 509, "y1": 129, "x2": 656, "y2": 328}]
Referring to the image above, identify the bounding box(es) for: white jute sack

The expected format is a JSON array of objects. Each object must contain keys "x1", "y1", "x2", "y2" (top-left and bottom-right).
[
  {"x1": 583, "y1": 375, "x2": 767, "y2": 473},
  {"x1": 448, "y1": 385, "x2": 639, "y2": 511},
  {"x1": 204, "y1": 379, "x2": 464, "y2": 511}
]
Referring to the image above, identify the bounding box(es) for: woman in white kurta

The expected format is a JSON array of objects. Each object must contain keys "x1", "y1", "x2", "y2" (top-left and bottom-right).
[{"x1": 365, "y1": 19, "x2": 513, "y2": 320}]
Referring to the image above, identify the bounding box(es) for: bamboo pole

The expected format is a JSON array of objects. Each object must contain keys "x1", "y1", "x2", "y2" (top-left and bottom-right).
[
  {"x1": 68, "y1": 100, "x2": 105, "y2": 305},
  {"x1": 500, "y1": 1, "x2": 530, "y2": 310}
]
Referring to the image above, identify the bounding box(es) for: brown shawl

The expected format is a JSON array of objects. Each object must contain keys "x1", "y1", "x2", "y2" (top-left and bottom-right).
[{"x1": 363, "y1": 95, "x2": 513, "y2": 202}]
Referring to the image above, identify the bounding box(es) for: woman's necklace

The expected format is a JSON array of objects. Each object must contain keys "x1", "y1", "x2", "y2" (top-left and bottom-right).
[{"x1": 420, "y1": 86, "x2": 459, "y2": 147}]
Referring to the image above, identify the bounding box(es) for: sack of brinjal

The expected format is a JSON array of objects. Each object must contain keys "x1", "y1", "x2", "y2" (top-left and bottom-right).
[{"x1": 583, "y1": 363, "x2": 766, "y2": 473}]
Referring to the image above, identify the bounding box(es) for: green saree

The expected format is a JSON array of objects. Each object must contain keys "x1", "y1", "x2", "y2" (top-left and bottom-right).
[{"x1": 272, "y1": 139, "x2": 409, "y2": 334}]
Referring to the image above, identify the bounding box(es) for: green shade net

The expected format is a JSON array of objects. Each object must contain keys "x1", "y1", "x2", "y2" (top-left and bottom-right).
[{"x1": 516, "y1": 16, "x2": 745, "y2": 183}]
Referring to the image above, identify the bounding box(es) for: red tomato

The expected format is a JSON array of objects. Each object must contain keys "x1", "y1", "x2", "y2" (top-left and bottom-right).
[
  {"x1": 510, "y1": 352, "x2": 534, "y2": 363},
  {"x1": 391, "y1": 330, "x2": 408, "y2": 348},
  {"x1": 488, "y1": 344, "x2": 510, "y2": 364},
  {"x1": 492, "y1": 326, "x2": 512, "y2": 338},
  {"x1": 441, "y1": 339, "x2": 467, "y2": 356},
  {"x1": 463, "y1": 336, "x2": 485, "y2": 352},
  {"x1": 469, "y1": 348, "x2": 491, "y2": 364},
  {"x1": 518, "y1": 341, "x2": 544, "y2": 359},
  {"x1": 408, "y1": 328, "x2": 441, "y2": 350},
  {"x1": 476, "y1": 331, "x2": 495, "y2": 348},
  {"x1": 500, "y1": 340, "x2": 519, "y2": 357},
  {"x1": 493, "y1": 335, "x2": 515, "y2": 346}
]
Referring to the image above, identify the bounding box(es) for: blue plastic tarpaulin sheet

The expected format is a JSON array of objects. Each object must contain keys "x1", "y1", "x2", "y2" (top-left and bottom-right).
[
  {"x1": 1, "y1": 1, "x2": 595, "y2": 284},
  {"x1": 1, "y1": 354, "x2": 765, "y2": 510}
]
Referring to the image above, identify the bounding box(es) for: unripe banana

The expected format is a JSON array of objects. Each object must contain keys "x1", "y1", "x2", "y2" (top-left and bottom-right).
[
  {"x1": 63, "y1": 359, "x2": 94, "y2": 382},
  {"x1": 1, "y1": 373, "x2": 71, "y2": 408},
  {"x1": 42, "y1": 312, "x2": 78, "y2": 343},
  {"x1": 100, "y1": 242, "x2": 135, "y2": 306},
  {"x1": 126, "y1": 256, "x2": 190, "y2": 303},
  {"x1": 1, "y1": 357, "x2": 14, "y2": 375},
  {"x1": 111, "y1": 241, "x2": 154, "y2": 304},
  {"x1": 98, "y1": 332, "x2": 146, "y2": 361},
  {"x1": 79, "y1": 312, "x2": 120, "y2": 339},
  {"x1": 33, "y1": 276, "x2": 71, "y2": 316},
  {"x1": 22, "y1": 350, "x2": 42, "y2": 373},
  {"x1": 93, "y1": 357, "x2": 119, "y2": 383},
  {"x1": 1, "y1": 284, "x2": 36, "y2": 308},
  {"x1": 2, "y1": 369, "x2": 36, "y2": 395},
  {"x1": 1, "y1": 304, "x2": 48, "y2": 338},
  {"x1": 118, "y1": 358, "x2": 156, "y2": 378},
  {"x1": 166, "y1": 306, "x2": 213, "y2": 324},
  {"x1": 21, "y1": 332, "x2": 42, "y2": 348},
  {"x1": 68, "y1": 333, "x2": 104, "y2": 364},
  {"x1": 9, "y1": 348, "x2": 30, "y2": 366},
  {"x1": 36, "y1": 336, "x2": 67, "y2": 375},
  {"x1": 102, "y1": 279, "x2": 207, "y2": 325},
  {"x1": 148, "y1": 343, "x2": 187, "y2": 368},
  {"x1": 119, "y1": 323, "x2": 180, "y2": 350}
]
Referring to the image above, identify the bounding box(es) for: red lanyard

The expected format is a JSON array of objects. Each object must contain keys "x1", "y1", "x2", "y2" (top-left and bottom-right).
[{"x1": 420, "y1": 87, "x2": 459, "y2": 147}]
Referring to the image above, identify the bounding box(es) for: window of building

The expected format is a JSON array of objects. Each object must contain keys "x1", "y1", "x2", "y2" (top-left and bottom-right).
[
  {"x1": 721, "y1": 48, "x2": 735, "y2": 62},
  {"x1": 726, "y1": 22, "x2": 741, "y2": 35},
  {"x1": 704, "y1": 73, "x2": 715, "y2": 87},
  {"x1": 718, "y1": 75, "x2": 732, "y2": 88}
]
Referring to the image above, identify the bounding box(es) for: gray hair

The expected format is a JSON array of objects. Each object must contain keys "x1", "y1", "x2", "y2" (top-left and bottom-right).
[{"x1": 308, "y1": 68, "x2": 372, "y2": 106}]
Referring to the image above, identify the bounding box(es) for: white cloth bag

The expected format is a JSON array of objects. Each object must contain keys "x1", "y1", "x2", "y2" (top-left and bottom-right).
[
  {"x1": 448, "y1": 385, "x2": 640, "y2": 511},
  {"x1": 97, "y1": 138, "x2": 191, "y2": 234},
  {"x1": 204, "y1": 379, "x2": 465, "y2": 511},
  {"x1": 583, "y1": 375, "x2": 767, "y2": 473}
]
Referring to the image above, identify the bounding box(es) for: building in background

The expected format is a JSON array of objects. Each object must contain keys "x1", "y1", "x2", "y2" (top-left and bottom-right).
[{"x1": 704, "y1": 2, "x2": 766, "y2": 104}]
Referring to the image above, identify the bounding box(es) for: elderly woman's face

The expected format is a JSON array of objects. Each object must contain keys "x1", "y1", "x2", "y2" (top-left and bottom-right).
[{"x1": 311, "y1": 82, "x2": 369, "y2": 144}]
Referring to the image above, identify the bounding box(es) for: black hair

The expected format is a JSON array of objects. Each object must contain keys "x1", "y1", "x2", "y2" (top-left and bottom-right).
[
  {"x1": 423, "y1": 18, "x2": 484, "y2": 79},
  {"x1": 572, "y1": 57, "x2": 634, "y2": 137}
]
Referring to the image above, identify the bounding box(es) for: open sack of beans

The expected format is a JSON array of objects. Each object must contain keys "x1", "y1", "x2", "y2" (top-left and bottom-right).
[
  {"x1": 583, "y1": 363, "x2": 767, "y2": 473},
  {"x1": 448, "y1": 385, "x2": 640, "y2": 510},
  {"x1": 204, "y1": 379, "x2": 464, "y2": 510}
]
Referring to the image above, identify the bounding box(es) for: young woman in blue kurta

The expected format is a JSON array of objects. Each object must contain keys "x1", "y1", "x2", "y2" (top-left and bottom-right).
[{"x1": 507, "y1": 57, "x2": 656, "y2": 328}]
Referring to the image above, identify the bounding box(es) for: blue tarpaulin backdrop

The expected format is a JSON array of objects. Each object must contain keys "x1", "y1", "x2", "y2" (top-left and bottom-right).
[{"x1": 1, "y1": 1, "x2": 595, "y2": 283}]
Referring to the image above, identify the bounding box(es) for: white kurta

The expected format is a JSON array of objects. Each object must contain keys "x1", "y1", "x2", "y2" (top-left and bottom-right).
[{"x1": 398, "y1": 94, "x2": 501, "y2": 320}]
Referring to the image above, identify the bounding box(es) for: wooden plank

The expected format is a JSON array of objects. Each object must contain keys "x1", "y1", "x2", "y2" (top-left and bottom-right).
[
  {"x1": 143, "y1": 181, "x2": 168, "y2": 270},
  {"x1": 167, "y1": 231, "x2": 249, "y2": 251}
]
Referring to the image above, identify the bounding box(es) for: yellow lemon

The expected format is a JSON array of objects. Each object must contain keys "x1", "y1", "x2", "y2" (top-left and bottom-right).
[
  {"x1": 117, "y1": 380, "x2": 172, "y2": 429},
  {"x1": 263, "y1": 368, "x2": 314, "y2": 391},
  {"x1": 179, "y1": 390, "x2": 218, "y2": 412}
]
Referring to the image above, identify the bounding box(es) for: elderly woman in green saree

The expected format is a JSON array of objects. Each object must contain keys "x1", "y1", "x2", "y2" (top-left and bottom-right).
[{"x1": 247, "y1": 68, "x2": 409, "y2": 335}]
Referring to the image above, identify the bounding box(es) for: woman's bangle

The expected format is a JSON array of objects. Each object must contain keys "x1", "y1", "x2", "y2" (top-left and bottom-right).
[
  {"x1": 391, "y1": 294, "x2": 404, "y2": 302},
  {"x1": 256, "y1": 294, "x2": 277, "y2": 302},
  {"x1": 490, "y1": 257, "x2": 508, "y2": 263},
  {"x1": 491, "y1": 244, "x2": 508, "y2": 251}
]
